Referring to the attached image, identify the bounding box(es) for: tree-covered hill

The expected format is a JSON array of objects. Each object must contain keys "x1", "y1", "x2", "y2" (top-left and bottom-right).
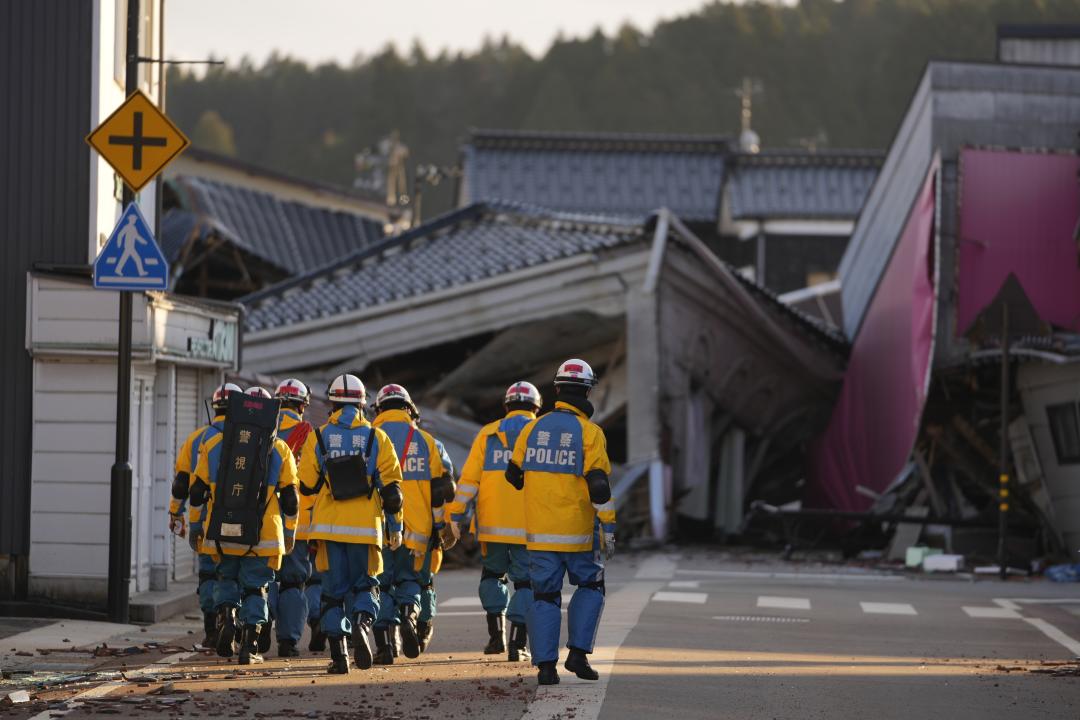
[{"x1": 167, "y1": 0, "x2": 1080, "y2": 215}]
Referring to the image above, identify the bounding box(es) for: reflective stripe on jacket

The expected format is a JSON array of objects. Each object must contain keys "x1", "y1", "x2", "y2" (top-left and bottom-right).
[{"x1": 511, "y1": 401, "x2": 614, "y2": 553}]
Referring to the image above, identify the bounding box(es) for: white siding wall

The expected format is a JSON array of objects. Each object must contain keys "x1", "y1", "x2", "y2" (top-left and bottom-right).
[{"x1": 170, "y1": 366, "x2": 201, "y2": 580}]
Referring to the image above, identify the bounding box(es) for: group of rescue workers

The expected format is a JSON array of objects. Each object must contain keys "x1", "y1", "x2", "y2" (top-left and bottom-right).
[{"x1": 168, "y1": 358, "x2": 616, "y2": 686}]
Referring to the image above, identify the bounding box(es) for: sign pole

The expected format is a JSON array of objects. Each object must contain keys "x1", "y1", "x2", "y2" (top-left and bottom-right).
[
  {"x1": 107, "y1": 0, "x2": 140, "y2": 624},
  {"x1": 997, "y1": 304, "x2": 1010, "y2": 582}
]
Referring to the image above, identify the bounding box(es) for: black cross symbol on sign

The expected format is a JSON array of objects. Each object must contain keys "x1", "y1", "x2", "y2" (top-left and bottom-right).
[{"x1": 107, "y1": 111, "x2": 167, "y2": 171}]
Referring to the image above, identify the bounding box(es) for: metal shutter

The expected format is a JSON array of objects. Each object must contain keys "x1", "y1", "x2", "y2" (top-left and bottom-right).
[{"x1": 172, "y1": 367, "x2": 200, "y2": 580}]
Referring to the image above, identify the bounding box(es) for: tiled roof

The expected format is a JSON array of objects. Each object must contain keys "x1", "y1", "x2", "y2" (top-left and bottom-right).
[
  {"x1": 461, "y1": 129, "x2": 730, "y2": 223},
  {"x1": 163, "y1": 176, "x2": 386, "y2": 275},
  {"x1": 241, "y1": 202, "x2": 648, "y2": 333},
  {"x1": 725, "y1": 150, "x2": 883, "y2": 221}
]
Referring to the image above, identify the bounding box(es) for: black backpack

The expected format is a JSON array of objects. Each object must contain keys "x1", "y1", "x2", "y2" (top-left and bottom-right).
[{"x1": 205, "y1": 392, "x2": 281, "y2": 548}]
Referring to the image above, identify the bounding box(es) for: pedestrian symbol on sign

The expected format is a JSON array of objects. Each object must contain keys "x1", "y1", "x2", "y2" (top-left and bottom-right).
[{"x1": 93, "y1": 202, "x2": 169, "y2": 291}]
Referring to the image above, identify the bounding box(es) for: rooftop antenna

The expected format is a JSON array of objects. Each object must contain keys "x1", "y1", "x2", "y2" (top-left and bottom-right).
[{"x1": 735, "y1": 77, "x2": 763, "y2": 153}]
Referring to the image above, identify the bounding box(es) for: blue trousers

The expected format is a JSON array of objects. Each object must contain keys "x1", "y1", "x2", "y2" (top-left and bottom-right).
[
  {"x1": 375, "y1": 546, "x2": 428, "y2": 629},
  {"x1": 419, "y1": 566, "x2": 437, "y2": 623},
  {"x1": 321, "y1": 541, "x2": 380, "y2": 638},
  {"x1": 213, "y1": 556, "x2": 276, "y2": 627},
  {"x1": 267, "y1": 540, "x2": 312, "y2": 642},
  {"x1": 480, "y1": 542, "x2": 531, "y2": 625},
  {"x1": 197, "y1": 554, "x2": 217, "y2": 614},
  {"x1": 528, "y1": 543, "x2": 605, "y2": 665},
  {"x1": 306, "y1": 571, "x2": 323, "y2": 624}
]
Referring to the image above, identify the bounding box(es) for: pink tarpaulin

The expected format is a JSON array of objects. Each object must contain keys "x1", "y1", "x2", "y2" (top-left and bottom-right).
[
  {"x1": 807, "y1": 163, "x2": 938, "y2": 511},
  {"x1": 956, "y1": 149, "x2": 1080, "y2": 335}
]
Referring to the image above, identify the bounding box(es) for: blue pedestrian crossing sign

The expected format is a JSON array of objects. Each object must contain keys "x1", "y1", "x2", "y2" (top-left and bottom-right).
[{"x1": 93, "y1": 202, "x2": 169, "y2": 291}]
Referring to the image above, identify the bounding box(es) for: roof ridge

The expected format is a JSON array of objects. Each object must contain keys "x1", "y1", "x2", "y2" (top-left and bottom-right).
[{"x1": 467, "y1": 127, "x2": 731, "y2": 153}]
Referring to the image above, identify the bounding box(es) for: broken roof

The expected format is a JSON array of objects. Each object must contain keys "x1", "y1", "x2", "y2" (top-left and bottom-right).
[
  {"x1": 725, "y1": 150, "x2": 883, "y2": 221},
  {"x1": 459, "y1": 129, "x2": 730, "y2": 222},
  {"x1": 163, "y1": 175, "x2": 386, "y2": 275},
  {"x1": 241, "y1": 201, "x2": 648, "y2": 333}
]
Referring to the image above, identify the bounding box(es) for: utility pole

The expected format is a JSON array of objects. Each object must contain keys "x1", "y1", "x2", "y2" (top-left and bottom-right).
[{"x1": 107, "y1": 0, "x2": 141, "y2": 624}]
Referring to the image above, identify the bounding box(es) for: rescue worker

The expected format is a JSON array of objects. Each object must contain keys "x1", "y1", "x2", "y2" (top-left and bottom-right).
[
  {"x1": 168, "y1": 383, "x2": 241, "y2": 648},
  {"x1": 298, "y1": 374, "x2": 404, "y2": 674},
  {"x1": 189, "y1": 391, "x2": 300, "y2": 666},
  {"x1": 417, "y1": 438, "x2": 456, "y2": 652},
  {"x1": 447, "y1": 381, "x2": 541, "y2": 661},
  {"x1": 369, "y1": 384, "x2": 455, "y2": 665},
  {"x1": 506, "y1": 360, "x2": 616, "y2": 686},
  {"x1": 265, "y1": 379, "x2": 315, "y2": 658}
]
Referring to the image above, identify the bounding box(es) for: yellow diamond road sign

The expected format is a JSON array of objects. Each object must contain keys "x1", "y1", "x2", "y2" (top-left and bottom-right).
[{"x1": 86, "y1": 90, "x2": 190, "y2": 193}]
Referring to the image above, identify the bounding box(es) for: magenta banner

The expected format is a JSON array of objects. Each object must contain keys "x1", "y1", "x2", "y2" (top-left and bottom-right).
[
  {"x1": 956, "y1": 149, "x2": 1080, "y2": 335},
  {"x1": 808, "y1": 163, "x2": 938, "y2": 511}
]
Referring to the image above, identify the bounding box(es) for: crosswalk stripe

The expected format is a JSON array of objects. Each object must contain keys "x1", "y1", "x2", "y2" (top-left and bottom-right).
[
  {"x1": 652, "y1": 591, "x2": 708, "y2": 604},
  {"x1": 668, "y1": 580, "x2": 701, "y2": 589},
  {"x1": 963, "y1": 606, "x2": 1022, "y2": 619},
  {"x1": 860, "y1": 602, "x2": 917, "y2": 615},
  {"x1": 757, "y1": 596, "x2": 811, "y2": 610}
]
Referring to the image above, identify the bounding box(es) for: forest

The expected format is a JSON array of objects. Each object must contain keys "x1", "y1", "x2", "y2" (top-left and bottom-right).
[{"x1": 167, "y1": 0, "x2": 1080, "y2": 215}]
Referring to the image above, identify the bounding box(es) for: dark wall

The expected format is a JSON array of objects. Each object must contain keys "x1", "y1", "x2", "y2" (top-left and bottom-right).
[
  {"x1": 0, "y1": 1, "x2": 93, "y2": 560},
  {"x1": 765, "y1": 234, "x2": 850, "y2": 295}
]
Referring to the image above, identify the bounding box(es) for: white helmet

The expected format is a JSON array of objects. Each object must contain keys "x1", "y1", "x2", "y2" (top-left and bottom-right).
[
  {"x1": 245, "y1": 386, "x2": 272, "y2": 399},
  {"x1": 554, "y1": 359, "x2": 597, "y2": 388},
  {"x1": 274, "y1": 378, "x2": 310, "y2": 404},
  {"x1": 375, "y1": 383, "x2": 417, "y2": 415},
  {"x1": 505, "y1": 381, "x2": 542, "y2": 409},
  {"x1": 327, "y1": 374, "x2": 366, "y2": 405},
  {"x1": 211, "y1": 382, "x2": 243, "y2": 410}
]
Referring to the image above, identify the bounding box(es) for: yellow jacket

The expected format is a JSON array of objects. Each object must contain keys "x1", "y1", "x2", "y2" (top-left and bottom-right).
[
  {"x1": 448, "y1": 410, "x2": 535, "y2": 545},
  {"x1": 277, "y1": 409, "x2": 316, "y2": 540},
  {"x1": 510, "y1": 401, "x2": 614, "y2": 553},
  {"x1": 193, "y1": 428, "x2": 299, "y2": 569},
  {"x1": 372, "y1": 409, "x2": 446, "y2": 555},
  {"x1": 299, "y1": 405, "x2": 403, "y2": 549},
  {"x1": 170, "y1": 417, "x2": 223, "y2": 523}
]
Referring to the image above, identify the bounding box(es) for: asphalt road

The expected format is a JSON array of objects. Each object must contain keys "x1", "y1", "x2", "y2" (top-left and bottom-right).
[{"x1": 7, "y1": 550, "x2": 1080, "y2": 719}]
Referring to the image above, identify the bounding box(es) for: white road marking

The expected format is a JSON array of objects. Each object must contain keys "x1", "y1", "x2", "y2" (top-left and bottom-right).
[
  {"x1": 1023, "y1": 618, "x2": 1080, "y2": 657},
  {"x1": 860, "y1": 602, "x2": 917, "y2": 616},
  {"x1": 677, "y1": 569, "x2": 903, "y2": 582},
  {"x1": 963, "y1": 606, "x2": 1022, "y2": 619},
  {"x1": 522, "y1": 580, "x2": 663, "y2": 720},
  {"x1": 667, "y1": 580, "x2": 700, "y2": 589},
  {"x1": 993, "y1": 599, "x2": 1023, "y2": 612},
  {"x1": 440, "y1": 596, "x2": 483, "y2": 607},
  {"x1": 652, "y1": 591, "x2": 708, "y2": 604},
  {"x1": 757, "y1": 596, "x2": 811, "y2": 610},
  {"x1": 714, "y1": 615, "x2": 810, "y2": 624},
  {"x1": 999, "y1": 597, "x2": 1080, "y2": 605},
  {"x1": 634, "y1": 554, "x2": 678, "y2": 580}
]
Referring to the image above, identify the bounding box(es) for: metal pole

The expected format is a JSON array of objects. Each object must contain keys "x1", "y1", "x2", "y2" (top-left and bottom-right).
[
  {"x1": 107, "y1": 0, "x2": 141, "y2": 624},
  {"x1": 997, "y1": 304, "x2": 1010, "y2": 582}
]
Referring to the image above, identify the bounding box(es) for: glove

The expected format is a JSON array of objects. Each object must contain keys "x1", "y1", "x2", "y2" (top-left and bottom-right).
[
  {"x1": 284, "y1": 531, "x2": 296, "y2": 554},
  {"x1": 388, "y1": 531, "x2": 403, "y2": 551},
  {"x1": 168, "y1": 512, "x2": 186, "y2": 538},
  {"x1": 450, "y1": 521, "x2": 462, "y2": 541},
  {"x1": 188, "y1": 527, "x2": 202, "y2": 553},
  {"x1": 440, "y1": 523, "x2": 458, "y2": 551},
  {"x1": 600, "y1": 530, "x2": 615, "y2": 561}
]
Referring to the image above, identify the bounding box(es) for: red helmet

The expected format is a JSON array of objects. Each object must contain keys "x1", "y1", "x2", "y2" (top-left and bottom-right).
[
  {"x1": 554, "y1": 359, "x2": 597, "y2": 388},
  {"x1": 211, "y1": 382, "x2": 243, "y2": 410},
  {"x1": 327, "y1": 374, "x2": 366, "y2": 405},
  {"x1": 245, "y1": 386, "x2": 272, "y2": 399},
  {"x1": 504, "y1": 381, "x2": 542, "y2": 409},
  {"x1": 274, "y1": 378, "x2": 310, "y2": 404}
]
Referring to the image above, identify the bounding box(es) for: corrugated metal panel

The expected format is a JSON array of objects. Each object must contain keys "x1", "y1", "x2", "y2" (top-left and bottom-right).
[
  {"x1": 0, "y1": 1, "x2": 93, "y2": 556},
  {"x1": 172, "y1": 367, "x2": 200, "y2": 580}
]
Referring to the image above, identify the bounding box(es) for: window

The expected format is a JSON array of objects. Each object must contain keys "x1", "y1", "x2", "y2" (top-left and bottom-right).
[{"x1": 1047, "y1": 402, "x2": 1080, "y2": 465}]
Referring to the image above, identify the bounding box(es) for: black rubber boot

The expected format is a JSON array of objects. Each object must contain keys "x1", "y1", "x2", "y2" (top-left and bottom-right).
[
  {"x1": 327, "y1": 636, "x2": 350, "y2": 675},
  {"x1": 352, "y1": 612, "x2": 375, "y2": 670},
  {"x1": 417, "y1": 620, "x2": 433, "y2": 653},
  {"x1": 307, "y1": 621, "x2": 326, "y2": 652},
  {"x1": 537, "y1": 660, "x2": 560, "y2": 685},
  {"x1": 372, "y1": 626, "x2": 394, "y2": 666},
  {"x1": 483, "y1": 613, "x2": 506, "y2": 655},
  {"x1": 215, "y1": 607, "x2": 237, "y2": 658},
  {"x1": 277, "y1": 639, "x2": 300, "y2": 657},
  {"x1": 399, "y1": 606, "x2": 421, "y2": 659},
  {"x1": 564, "y1": 647, "x2": 599, "y2": 680},
  {"x1": 238, "y1": 625, "x2": 265, "y2": 666},
  {"x1": 391, "y1": 624, "x2": 401, "y2": 658},
  {"x1": 508, "y1": 622, "x2": 530, "y2": 662},
  {"x1": 201, "y1": 612, "x2": 218, "y2": 649},
  {"x1": 257, "y1": 619, "x2": 273, "y2": 654}
]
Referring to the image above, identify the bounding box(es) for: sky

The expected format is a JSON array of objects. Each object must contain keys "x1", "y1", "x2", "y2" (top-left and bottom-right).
[{"x1": 166, "y1": 0, "x2": 723, "y2": 67}]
